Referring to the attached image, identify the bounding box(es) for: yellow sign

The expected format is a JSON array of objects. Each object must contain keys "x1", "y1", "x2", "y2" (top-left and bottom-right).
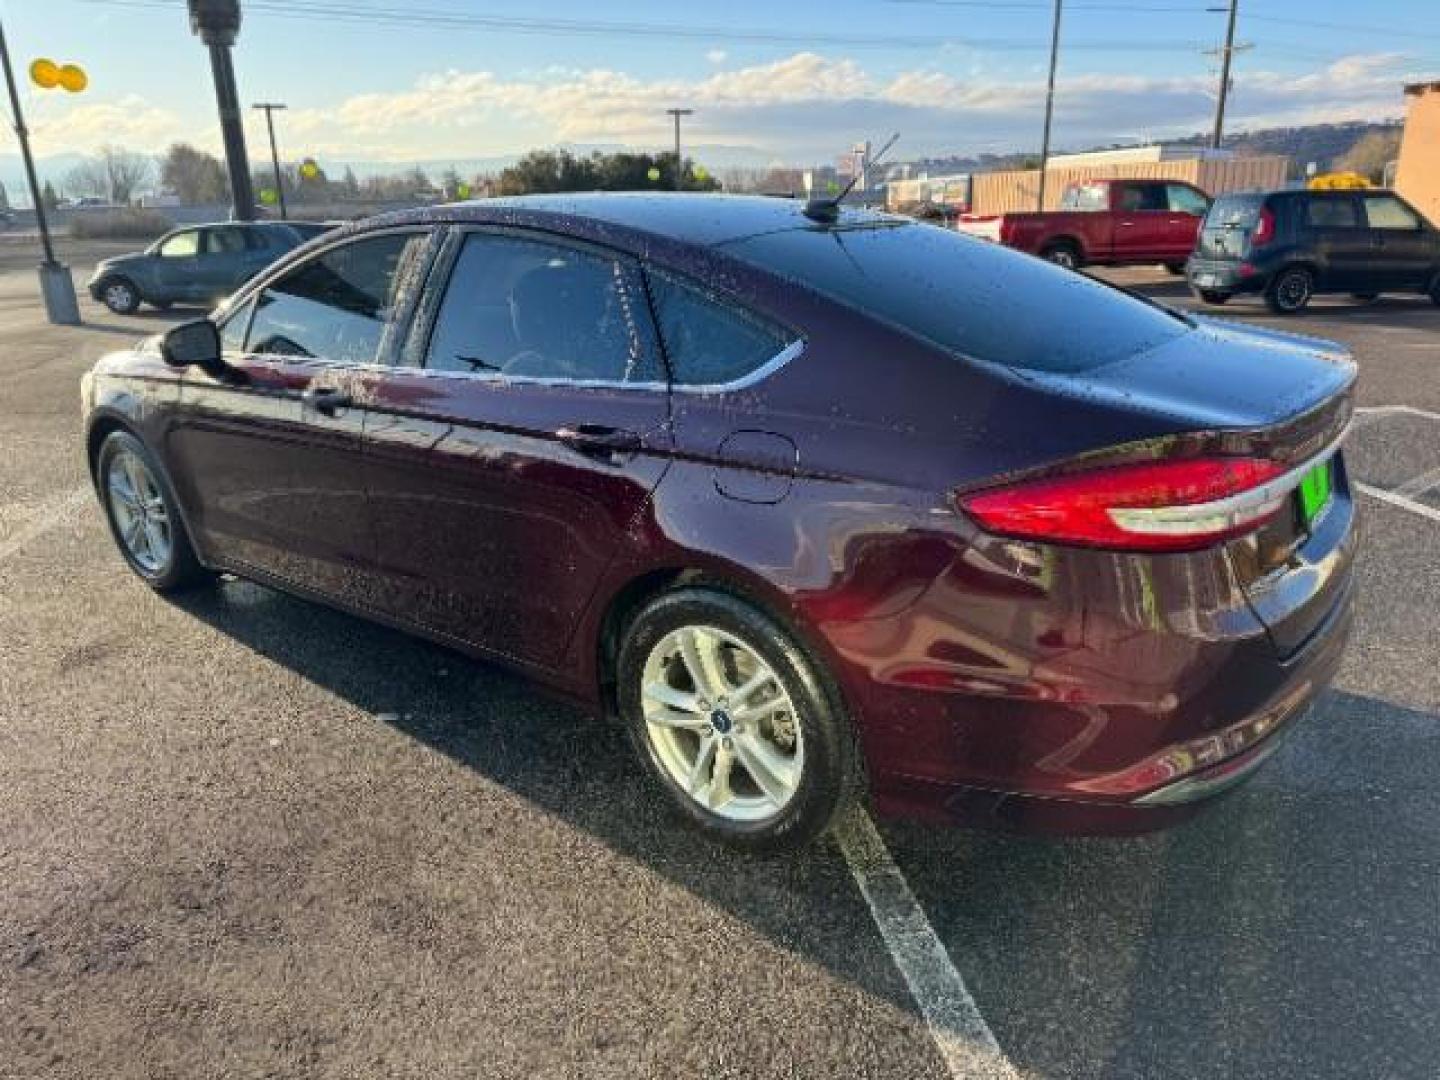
[
  {"x1": 29, "y1": 58, "x2": 60, "y2": 89},
  {"x1": 299, "y1": 159, "x2": 321, "y2": 180},
  {"x1": 259, "y1": 188, "x2": 279, "y2": 206},
  {"x1": 646, "y1": 166, "x2": 661, "y2": 182},
  {"x1": 693, "y1": 165, "x2": 709, "y2": 181},
  {"x1": 57, "y1": 64, "x2": 88, "y2": 94}
]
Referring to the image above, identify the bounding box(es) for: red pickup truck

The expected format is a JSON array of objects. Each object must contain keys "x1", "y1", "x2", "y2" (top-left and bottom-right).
[{"x1": 957, "y1": 178, "x2": 1212, "y2": 272}]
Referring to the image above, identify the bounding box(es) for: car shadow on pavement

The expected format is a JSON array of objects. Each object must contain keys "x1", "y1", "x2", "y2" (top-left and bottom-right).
[{"x1": 171, "y1": 581, "x2": 1439, "y2": 1077}]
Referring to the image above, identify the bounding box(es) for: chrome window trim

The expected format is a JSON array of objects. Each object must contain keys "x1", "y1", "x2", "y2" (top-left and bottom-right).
[{"x1": 1108, "y1": 423, "x2": 1350, "y2": 537}]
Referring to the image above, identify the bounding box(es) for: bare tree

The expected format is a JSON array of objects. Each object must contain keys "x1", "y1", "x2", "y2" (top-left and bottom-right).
[
  {"x1": 99, "y1": 145, "x2": 153, "y2": 204},
  {"x1": 63, "y1": 158, "x2": 109, "y2": 199}
]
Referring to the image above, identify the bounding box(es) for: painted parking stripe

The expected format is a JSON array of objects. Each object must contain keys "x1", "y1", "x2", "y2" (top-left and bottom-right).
[
  {"x1": 0, "y1": 485, "x2": 91, "y2": 564},
  {"x1": 1356, "y1": 482, "x2": 1440, "y2": 525},
  {"x1": 834, "y1": 808, "x2": 1020, "y2": 1080},
  {"x1": 1354, "y1": 405, "x2": 1440, "y2": 423}
]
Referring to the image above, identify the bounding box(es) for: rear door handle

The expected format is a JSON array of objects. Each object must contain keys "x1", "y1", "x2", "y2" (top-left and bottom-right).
[
  {"x1": 302, "y1": 386, "x2": 352, "y2": 417},
  {"x1": 556, "y1": 424, "x2": 643, "y2": 459}
]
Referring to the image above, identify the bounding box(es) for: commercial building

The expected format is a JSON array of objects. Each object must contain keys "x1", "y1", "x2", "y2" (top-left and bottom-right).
[{"x1": 1394, "y1": 80, "x2": 1440, "y2": 224}]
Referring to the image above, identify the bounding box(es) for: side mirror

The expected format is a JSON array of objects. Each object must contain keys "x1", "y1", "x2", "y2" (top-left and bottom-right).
[{"x1": 160, "y1": 318, "x2": 222, "y2": 371}]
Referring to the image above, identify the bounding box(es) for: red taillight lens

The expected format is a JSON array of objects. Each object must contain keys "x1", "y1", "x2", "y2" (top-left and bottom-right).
[
  {"x1": 1251, "y1": 206, "x2": 1275, "y2": 247},
  {"x1": 959, "y1": 457, "x2": 1290, "y2": 552}
]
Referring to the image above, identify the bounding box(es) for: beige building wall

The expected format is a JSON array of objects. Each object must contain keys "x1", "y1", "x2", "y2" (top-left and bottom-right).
[
  {"x1": 969, "y1": 156, "x2": 1290, "y2": 216},
  {"x1": 1395, "y1": 81, "x2": 1440, "y2": 225}
]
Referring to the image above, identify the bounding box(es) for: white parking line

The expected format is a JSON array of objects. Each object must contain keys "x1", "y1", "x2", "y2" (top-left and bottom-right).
[
  {"x1": 0, "y1": 485, "x2": 91, "y2": 564},
  {"x1": 1354, "y1": 405, "x2": 1440, "y2": 423},
  {"x1": 834, "y1": 808, "x2": 1020, "y2": 1080},
  {"x1": 1356, "y1": 482, "x2": 1440, "y2": 525}
]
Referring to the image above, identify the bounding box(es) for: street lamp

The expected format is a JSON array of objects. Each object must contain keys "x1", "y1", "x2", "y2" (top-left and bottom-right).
[
  {"x1": 188, "y1": 0, "x2": 256, "y2": 220},
  {"x1": 666, "y1": 108, "x2": 693, "y2": 191},
  {"x1": 252, "y1": 102, "x2": 287, "y2": 219},
  {"x1": 0, "y1": 19, "x2": 80, "y2": 324}
]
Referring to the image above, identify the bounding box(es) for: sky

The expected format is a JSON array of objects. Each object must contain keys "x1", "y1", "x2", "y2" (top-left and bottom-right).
[{"x1": 1, "y1": 0, "x2": 1434, "y2": 173}]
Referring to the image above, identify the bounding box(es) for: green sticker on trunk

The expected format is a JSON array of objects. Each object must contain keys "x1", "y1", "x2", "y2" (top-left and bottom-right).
[{"x1": 1298, "y1": 460, "x2": 1333, "y2": 527}]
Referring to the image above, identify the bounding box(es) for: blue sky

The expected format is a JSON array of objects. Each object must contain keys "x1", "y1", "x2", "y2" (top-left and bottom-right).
[{"x1": 2, "y1": 0, "x2": 1433, "y2": 168}]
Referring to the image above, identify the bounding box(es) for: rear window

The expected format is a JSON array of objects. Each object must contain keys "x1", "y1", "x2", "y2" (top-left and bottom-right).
[
  {"x1": 1060, "y1": 184, "x2": 1108, "y2": 211},
  {"x1": 1205, "y1": 195, "x2": 1264, "y2": 229},
  {"x1": 723, "y1": 221, "x2": 1188, "y2": 374}
]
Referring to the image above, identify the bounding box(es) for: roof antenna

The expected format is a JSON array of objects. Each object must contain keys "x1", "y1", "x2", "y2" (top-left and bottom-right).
[{"x1": 803, "y1": 132, "x2": 900, "y2": 224}]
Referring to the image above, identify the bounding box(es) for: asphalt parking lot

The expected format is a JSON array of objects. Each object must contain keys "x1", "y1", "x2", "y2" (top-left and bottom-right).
[{"x1": 2, "y1": 241, "x2": 1437, "y2": 1079}]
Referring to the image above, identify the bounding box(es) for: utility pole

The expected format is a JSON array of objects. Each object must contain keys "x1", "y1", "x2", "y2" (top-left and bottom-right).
[
  {"x1": 252, "y1": 102, "x2": 287, "y2": 219},
  {"x1": 1036, "y1": 0, "x2": 1063, "y2": 211},
  {"x1": 188, "y1": 0, "x2": 255, "y2": 220},
  {"x1": 666, "y1": 108, "x2": 693, "y2": 191},
  {"x1": 0, "y1": 16, "x2": 79, "y2": 323},
  {"x1": 1207, "y1": 0, "x2": 1247, "y2": 149}
]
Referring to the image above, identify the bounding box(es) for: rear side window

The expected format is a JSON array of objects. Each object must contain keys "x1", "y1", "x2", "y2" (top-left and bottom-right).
[
  {"x1": 726, "y1": 221, "x2": 1188, "y2": 374},
  {"x1": 1118, "y1": 183, "x2": 1167, "y2": 212},
  {"x1": 245, "y1": 232, "x2": 428, "y2": 364},
  {"x1": 647, "y1": 273, "x2": 792, "y2": 387},
  {"x1": 1363, "y1": 195, "x2": 1422, "y2": 230},
  {"x1": 1167, "y1": 185, "x2": 1209, "y2": 216},
  {"x1": 206, "y1": 226, "x2": 248, "y2": 254},
  {"x1": 1060, "y1": 184, "x2": 1107, "y2": 211},
  {"x1": 1305, "y1": 197, "x2": 1360, "y2": 229},
  {"x1": 425, "y1": 232, "x2": 661, "y2": 384}
]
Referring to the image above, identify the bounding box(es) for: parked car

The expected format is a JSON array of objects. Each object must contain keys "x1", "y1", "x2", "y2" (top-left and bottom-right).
[
  {"x1": 1187, "y1": 188, "x2": 1440, "y2": 313},
  {"x1": 956, "y1": 178, "x2": 1211, "y2": 271},
  {"x1": 81, "y1": 195, "x2": 1357, "y2": 849},
  {"x1": 86, "y1": 221, "x2": 323, "y2": 315}
]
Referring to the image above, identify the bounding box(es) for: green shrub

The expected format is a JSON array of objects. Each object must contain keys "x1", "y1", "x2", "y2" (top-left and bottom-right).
[{"x1": 68, "y1": 208, "x2": 174, "y2": 240}]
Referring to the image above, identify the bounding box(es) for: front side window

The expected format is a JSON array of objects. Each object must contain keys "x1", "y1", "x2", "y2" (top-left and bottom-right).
[
  {"x1": 1167, "y1": 185, "x2": 1210, "y2": 216},
  {"x1": 245, "y1": 231, "x2": 427, "y2": 364},
  {"x1": 647, "y1": 272, "x2": 792, "y2": 387},
  {"x1": 425, "y1": 233, "x2": 659, "y2": 384},
  {"x1": 1305, "y1": 197, "x2": 1360, "y2": 229},
  {"x1": 1363, "y1": 195, "x2": 1422, "y2": 231},
  {"x1": 217, "y1": 297, "x2": 253, "y2": 353},
  {"x1": 157, "y1": 231, "x2": 200, "y2": 258}
]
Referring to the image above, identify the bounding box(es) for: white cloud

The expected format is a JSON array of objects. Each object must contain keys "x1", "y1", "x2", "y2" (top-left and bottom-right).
[
  {"x1": 17, "y1": 51, "x2": 1417, "y2": 165},
  {"x1": 706, "y1": 49, "x2": 728, "y2": 65}
]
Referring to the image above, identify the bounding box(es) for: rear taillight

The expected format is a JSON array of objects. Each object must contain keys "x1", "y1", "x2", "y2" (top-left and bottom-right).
[
  {"x1": 959, "y1": 457, "x2": 1290, "y2": 552},
  {"x1": 1251, "y1": 206, "x2": 1275, "y2": 247}
]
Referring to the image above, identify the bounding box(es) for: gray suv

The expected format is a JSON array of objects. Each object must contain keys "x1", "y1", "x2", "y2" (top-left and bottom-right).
[{"x1": 87, "y1": 221, "x2": 330, "y2": 314}]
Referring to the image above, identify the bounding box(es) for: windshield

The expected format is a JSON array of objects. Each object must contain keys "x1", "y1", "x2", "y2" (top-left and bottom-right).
[{"x1": 723, "y1": 221, "x2": 1189, "y2": 373}]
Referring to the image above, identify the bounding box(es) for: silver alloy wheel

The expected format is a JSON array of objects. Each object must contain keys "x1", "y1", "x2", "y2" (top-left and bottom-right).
[
  {"x1": 103, "y1": 281, "x2": 136, "y2": 312},
  {"x1": 640, "y1": 625, "x2": 804, "y2": 823},
  {"x1": 1047, "y1": 247, "x2": 1078, "y2": 269},
  {"x1": 105, "y1": 449, "x2": 172, "y2": 574}
]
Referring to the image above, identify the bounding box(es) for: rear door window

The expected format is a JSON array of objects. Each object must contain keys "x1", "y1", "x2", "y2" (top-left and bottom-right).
[
  {"x1": 1304, "y1": 197, "x2": 1361, "y2": 229},
  {"x1": 1118, "y1": 183, "x2": 1167, "y2": 212},
  {"x1": 424, "y1": 232, "x2": 661, "y2": 384},
  {"x1": 646, "y1": 272, "x2": 794, "y2": 387},
  {"x1": 245, "y1": 231, "x2": 429, "y2": 365},
  {"x1": 1362, "y1": 195, "x2": 1423, "y2": 230},
  {"x1": 206, "y1": 226, "x2": 248, "y2": 255}
]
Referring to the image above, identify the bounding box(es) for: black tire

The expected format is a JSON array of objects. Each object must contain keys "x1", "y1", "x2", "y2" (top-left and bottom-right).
[
  {"x1": 1196, "y1": 289, "x2": 1230, "y2": 306},
  {"x1": 1432, "y1": 278, "x2": 1440, "y2": 308},
  {"x1": 1164, "y1": 261, "x2": 1187, "y2": 276},
  {"x1": 616, "y1": 586, "x2": 860, "y2": 851},
  {"x1": 96, "y1": 276, "x2": 141, "y2": 315},
  {"x1": 95, "y1": 430, "x2": 213, "y2": 593},
  {"x1": 1040, "y1": 241, "x2": 1082, "y2": 271},
  {"x1": 1264, "y1": 266, "x2": 1314, "y2": 314}
]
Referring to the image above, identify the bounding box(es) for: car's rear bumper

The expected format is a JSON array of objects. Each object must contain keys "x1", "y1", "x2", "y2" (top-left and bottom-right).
[{"x1": 1186, "y1": 257, "x2": 1266, "y2": 295}]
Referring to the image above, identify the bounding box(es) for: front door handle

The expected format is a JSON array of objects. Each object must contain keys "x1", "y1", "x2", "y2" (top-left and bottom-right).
[
  {"x1": 302, "y1": 386, "x2": 352, "y2": 417},
  {"x1": 556, "y1": 424, "x2": 643, "y2": 460}
]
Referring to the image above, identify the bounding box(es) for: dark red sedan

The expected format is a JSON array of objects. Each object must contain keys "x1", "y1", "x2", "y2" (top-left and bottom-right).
[{"x1": 82, "y1": 194, "x2": 1357, "y2": 849}]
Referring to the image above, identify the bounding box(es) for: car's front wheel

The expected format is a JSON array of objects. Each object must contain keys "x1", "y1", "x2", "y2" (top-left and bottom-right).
[
  {"x1": 1196, "y1": 289, "x2": 1230, "y2": 305},
  {"x1": 617, "y1": 587, "x2": 859, "y2": 850},
  {"x1": 96, "y1": 277, "x2": 141, "y2": 315},
  {"x1": 96, "y1": 430, "x2": 212, "y2": 592},
  {"x1": 1265, "y1": 266, "x2": 1314, "y2": 314}
]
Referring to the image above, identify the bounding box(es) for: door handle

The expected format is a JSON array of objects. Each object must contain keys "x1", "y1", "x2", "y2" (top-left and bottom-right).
[
  {"x1": 302, "y1": 386, "x2": 352, "y2": 417},
  {"x1": 1118, "y1": 221, "x2": 1136, "y2": 227},
  {"x1": 556, "y1": 424, "x2": 643, "y2": 460}
]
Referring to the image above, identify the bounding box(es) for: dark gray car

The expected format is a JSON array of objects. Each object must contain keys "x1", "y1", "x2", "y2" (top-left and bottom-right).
[{"x1": 87, "y1": 222, "x2": 327, "y2": 314}]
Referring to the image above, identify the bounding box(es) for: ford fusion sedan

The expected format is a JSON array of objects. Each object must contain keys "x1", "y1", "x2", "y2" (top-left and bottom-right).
[
  {"x1": 81, "y1": 194, "x2": 1357, "y2": 849},
  {"x1": 87, "y1": 220, "x2": 328, "y2": 315}
]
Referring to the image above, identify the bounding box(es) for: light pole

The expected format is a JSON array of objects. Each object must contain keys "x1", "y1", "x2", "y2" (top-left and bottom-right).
[
  {"x1": 188, "y1": 0, "x2": 255, "y2": 220},
  {"x1": 0, "y1": 18, "x2": 79, "y2": 324},
  {"x1": 1036, "y1": 0, "x2": 1063, "y2": 211},
  {"x1": 252, "y1": 102, "x2": 287, "y2": 219},
  {"x1": 666, "y1": 107, "x2": 693, "y2": 191}
]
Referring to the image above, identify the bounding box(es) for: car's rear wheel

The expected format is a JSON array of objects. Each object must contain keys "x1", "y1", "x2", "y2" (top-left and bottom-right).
[
  {"x1": 97, "y1": 277, "x2": 141, "y2": 315},
  {"x1": 1041, "y1": 242, "x2": 1082, "y2": 271},
  {"x1": 616, "y1": 587, "x2": 859, "y2": 850},
  {"x1": 1265, "y1": 266, "x2": 1314, "y2": 314},
  {"x1": 1196, "y1": 289, "x2": 1230, "y2": 305},
  {"x1": 96, "y1": 431, "x2": 212, "y2": 592}
]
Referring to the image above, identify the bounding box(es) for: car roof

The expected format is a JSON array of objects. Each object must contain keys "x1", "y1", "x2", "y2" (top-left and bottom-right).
[{"x1": 367, "y1": 193, "x2": 900, "y2": 248}]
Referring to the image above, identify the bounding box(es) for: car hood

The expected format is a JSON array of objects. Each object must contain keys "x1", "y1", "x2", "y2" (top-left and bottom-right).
[{"x1": 91, "y1": 252, "x2": 149, "y2": 276}]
